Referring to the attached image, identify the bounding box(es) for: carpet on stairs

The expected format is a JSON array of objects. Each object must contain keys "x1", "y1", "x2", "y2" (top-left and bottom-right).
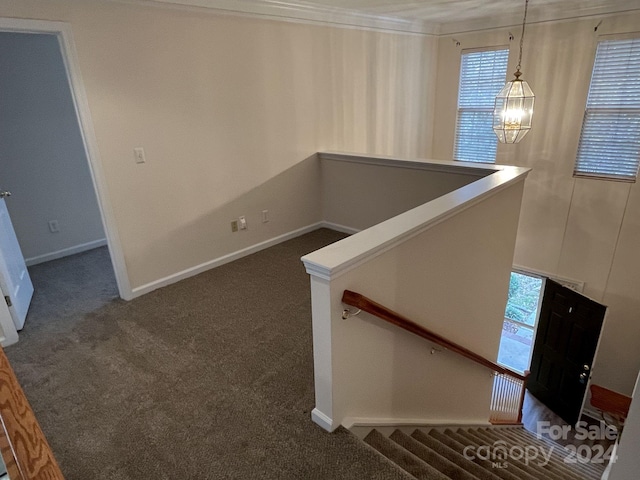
[{"x1": 364, "y1": 425, "x2": 607, "y2": 480}]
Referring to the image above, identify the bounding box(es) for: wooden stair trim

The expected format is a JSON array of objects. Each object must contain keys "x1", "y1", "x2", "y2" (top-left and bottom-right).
[
  {"x1": 0, "y1": 346, "x2": 64, "y2": 479},
  {"x1": 590, "y1": 384, "x2": 632, "y2": 422}
]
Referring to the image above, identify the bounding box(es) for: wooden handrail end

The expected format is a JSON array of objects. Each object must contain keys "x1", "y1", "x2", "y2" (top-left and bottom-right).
[{"x1": 342, "y1": 290, "x2": 364, "y2": 309}]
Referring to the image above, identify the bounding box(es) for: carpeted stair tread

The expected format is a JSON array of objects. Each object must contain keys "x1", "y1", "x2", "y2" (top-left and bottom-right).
[
  {"x1": 480, "y1": 428, "x2": 583, "y2": 480},
  {"x1": 364, "y1": 429, "x2": 450, "y2": 480},
  {"x1": 389, "y1": 430, "x2": 478, "y2": 480},
  {"x1": 410, "y1": 430, "x2": 502, "y2": 480},
  {"x1": 468, "y1": 429, "x2": 567, "y2": 480},
  {"x1": 503, "y1": 427, "x2": 606, "y2": 479},
  {"x1": 364, "y1": 424, "x2": 613, "y2": 480},
  {"x1": 508, "y1": 428, "x2": 604, "y2": 480},
  {"x1": 482, "y1": 428, "x2": 586, "y2": 480},
  {"x1": 514, "y1": 427, "x2": 606, "y2": 478},
  {"x1": 452, "y1": 428, "x2": 540, "y2": 480},
  {"x1": 428, "y1": 429, "x2": 522, "y2": 480}
]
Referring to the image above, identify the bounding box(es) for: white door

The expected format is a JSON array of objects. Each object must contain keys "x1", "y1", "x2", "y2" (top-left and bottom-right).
[{"x1": 0, "y1": 192, "x2": 33, "y2": 331}]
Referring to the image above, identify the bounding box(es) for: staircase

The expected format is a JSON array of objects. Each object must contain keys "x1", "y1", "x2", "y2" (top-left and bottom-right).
[{"x1": 363, "y1": 425, "x2": 605, "y2": 480}]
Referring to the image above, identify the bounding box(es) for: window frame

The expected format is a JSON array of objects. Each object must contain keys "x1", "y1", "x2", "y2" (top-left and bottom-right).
[
  {"x1": 453, "y1": 45, "x2": 510, "y2": 164},
  {"x1": 574, "y1": 34, "x2": 640, "y2": 183}
]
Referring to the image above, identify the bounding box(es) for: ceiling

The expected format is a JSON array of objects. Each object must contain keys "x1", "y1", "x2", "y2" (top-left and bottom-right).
[
  {"x1": 296, "y1": 0, "x2": 640, "y2": 33},
  {"x1": 147, "y1": 0, "x2": 640, "y2": 34}
]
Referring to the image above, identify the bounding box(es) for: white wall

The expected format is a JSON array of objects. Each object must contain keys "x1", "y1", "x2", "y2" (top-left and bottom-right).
[
  {"x1": 0, "y1": 32, "x2": 105, "y2": 264},
  {"x1": 304, "y1": 162, "x2": 528, "y2": 430},
  {"x1": 0, "y1": 0, "x2": 437, "y2": 294},
  {"x1": 608, "y1": 371, "x2": 640, "y2": 480},
  {"x1": 432, "y1": 12, "x2": 640, "y2": 396}
]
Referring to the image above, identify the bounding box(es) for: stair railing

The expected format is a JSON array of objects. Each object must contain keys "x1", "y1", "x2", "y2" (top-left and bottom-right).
[
  {"x1": 342, "y1": 289, "x2": 530, "y2": 425},
  {"x1": 490, "y1": 371, "x2": 529, "y2": 424}
]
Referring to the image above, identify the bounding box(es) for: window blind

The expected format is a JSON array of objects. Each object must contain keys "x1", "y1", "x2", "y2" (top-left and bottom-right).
[
  {"x1": 454, "y1": 48, "x2": 509, "y2": 163},
  {"x1": 575, "y1": 38, "x2": 640, "y2": 181}
]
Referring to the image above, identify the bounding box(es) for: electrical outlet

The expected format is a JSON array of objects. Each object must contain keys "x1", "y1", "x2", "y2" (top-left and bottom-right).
[
  {"x1": 239, "y1": 216, "x2": 247, "y2": 230},
  {"x1": 48, "y1": 220, "x2": 60, "y2": 233},
  {"x1": 231, "y1": 220, "x2": 238, "y2": 232},
  {"x1": 262, "y1": 210, "x2": 269, "y2": 223},
  {"x1": 134, "y1": 147, "x2": 146, "y2": 164}
]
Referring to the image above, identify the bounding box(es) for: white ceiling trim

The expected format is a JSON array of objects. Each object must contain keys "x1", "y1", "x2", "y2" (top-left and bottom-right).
[
  {"x1": 111, "y1": 0, "x2": 640, "y2": 36},
  {"x1": 124, "y1": 0, "x2": 437, "y2": 35},
  {"x1": 438, "y1": 5, "x2": 640, "y2": 35}
]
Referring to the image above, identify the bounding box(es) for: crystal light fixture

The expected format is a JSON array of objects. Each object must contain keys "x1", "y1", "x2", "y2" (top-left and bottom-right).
[{"x1": 493, "y1": 0, "x2": 535, "y2": 144}]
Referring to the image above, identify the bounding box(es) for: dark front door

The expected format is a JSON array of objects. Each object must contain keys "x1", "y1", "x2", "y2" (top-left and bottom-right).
[{"x1": 527, "y1": 279, "x2": 606, "y2": 425}]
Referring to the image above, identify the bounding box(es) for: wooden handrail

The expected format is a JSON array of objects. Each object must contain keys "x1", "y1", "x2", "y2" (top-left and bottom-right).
[{"x1": 342, "y1": 290, "x2": 527, "y2": 382}]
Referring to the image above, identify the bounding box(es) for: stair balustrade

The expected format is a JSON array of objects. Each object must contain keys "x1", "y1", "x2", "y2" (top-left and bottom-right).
[{"x1": 342, "y1": 289, "x2": 529, "y2": 425}]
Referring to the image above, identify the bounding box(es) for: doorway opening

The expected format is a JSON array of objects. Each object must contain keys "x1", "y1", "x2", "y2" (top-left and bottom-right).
[
  {"x1": 497, "y1": 270, "x2": 544, "y2": 374},
  {"x1": 0, "y1": 31, "x2": 115, "y2": 337},
  {"x1": 0, "y1": 19, "x2": 129, "y2": 344}
]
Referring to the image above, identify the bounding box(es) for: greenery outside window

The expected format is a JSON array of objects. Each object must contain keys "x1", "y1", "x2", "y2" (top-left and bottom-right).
[{"x1": 497, "y1": 271, "x2": 543, "y2": 374}]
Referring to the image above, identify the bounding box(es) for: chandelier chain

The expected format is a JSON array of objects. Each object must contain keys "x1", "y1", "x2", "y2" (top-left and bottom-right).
[{"x1": 517, "y1": 0, "x2": 529, "y2": 72}]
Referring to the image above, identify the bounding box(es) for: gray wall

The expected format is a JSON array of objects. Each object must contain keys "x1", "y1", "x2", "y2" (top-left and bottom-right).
[
  {"x1": 0, "y1": 32, "x2": 105, "y2": 264},
  {"x1": 322, "y1": 157, "x2": 486, "y2": 231}
]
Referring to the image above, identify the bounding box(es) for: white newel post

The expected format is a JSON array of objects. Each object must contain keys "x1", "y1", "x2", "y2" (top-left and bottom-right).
[{"x1": 305, "y1": 270, "x2": 338, "y2": 432}]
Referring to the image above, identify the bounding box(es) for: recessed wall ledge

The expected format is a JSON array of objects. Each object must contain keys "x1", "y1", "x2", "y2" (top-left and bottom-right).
[
  {"x1": 302, "y1": 153, "x2": 530, "y2": 281},
  {"x1": 318, "y1": 151, "x2": 500, "y2": 177}
]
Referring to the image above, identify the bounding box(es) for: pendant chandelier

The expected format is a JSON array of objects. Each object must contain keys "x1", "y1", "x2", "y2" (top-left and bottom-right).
[{"x1": 493, "y1": 0, "x2": 535, "y2": 144}]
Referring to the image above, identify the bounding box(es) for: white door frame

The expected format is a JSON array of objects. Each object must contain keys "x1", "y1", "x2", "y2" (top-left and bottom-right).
[
  {"x1": 0, "y1": 18, "x2": 132, "y2": 300},
  {"x1": 0, "y1": 287, "x2": 18, "y2": 346}
]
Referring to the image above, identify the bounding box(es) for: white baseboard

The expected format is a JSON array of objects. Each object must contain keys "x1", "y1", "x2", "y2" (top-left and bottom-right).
[
  {"x1": 319, "y1": 221, "x2": 360, "y2": 235},
  {"x1": 312, "y1": 408, "x2": 338, "y2": 432},
  {"x1": 582, "y1": 406, "x2": 604, "y2": 422},
  {"x1": 129, "y1": 220, "x2": 361, "y2": 299},
  {"x1": 343, "y1": 416, "x2": 492, "y2": 430},
  {"x1": 25, "y1": 238, "x2": 108, "y2": 266},
  {"x1": 130, "y1": 222, "x2": 329, "y2": 298}
]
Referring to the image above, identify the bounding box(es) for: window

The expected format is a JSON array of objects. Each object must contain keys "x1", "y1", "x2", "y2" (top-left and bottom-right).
[
  {"x1": 454, "y1": 48, "x2": 509, "y2": 163},
  {"x1": 497, "y1": 271, "x2": 543, "y2": 374},
  {"x1": 575, "y1": 37, "x2": 640, "y2": 181}
]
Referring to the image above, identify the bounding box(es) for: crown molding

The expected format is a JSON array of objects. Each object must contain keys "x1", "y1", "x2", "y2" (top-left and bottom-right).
[
  {"x1": 102, "y1": 0, "x2": 640, "y2": 37},
  {"x1": 120, "y1": 0, "x2": 437, "y2": 35},
  {"x1": 438, "y1": 4, "x2": 640, "y2": 36}
]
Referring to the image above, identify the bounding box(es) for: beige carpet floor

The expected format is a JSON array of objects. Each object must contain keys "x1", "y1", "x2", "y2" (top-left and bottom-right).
[{"x1": 5, "y1": 229, "x2": 412, "y2": 480}]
